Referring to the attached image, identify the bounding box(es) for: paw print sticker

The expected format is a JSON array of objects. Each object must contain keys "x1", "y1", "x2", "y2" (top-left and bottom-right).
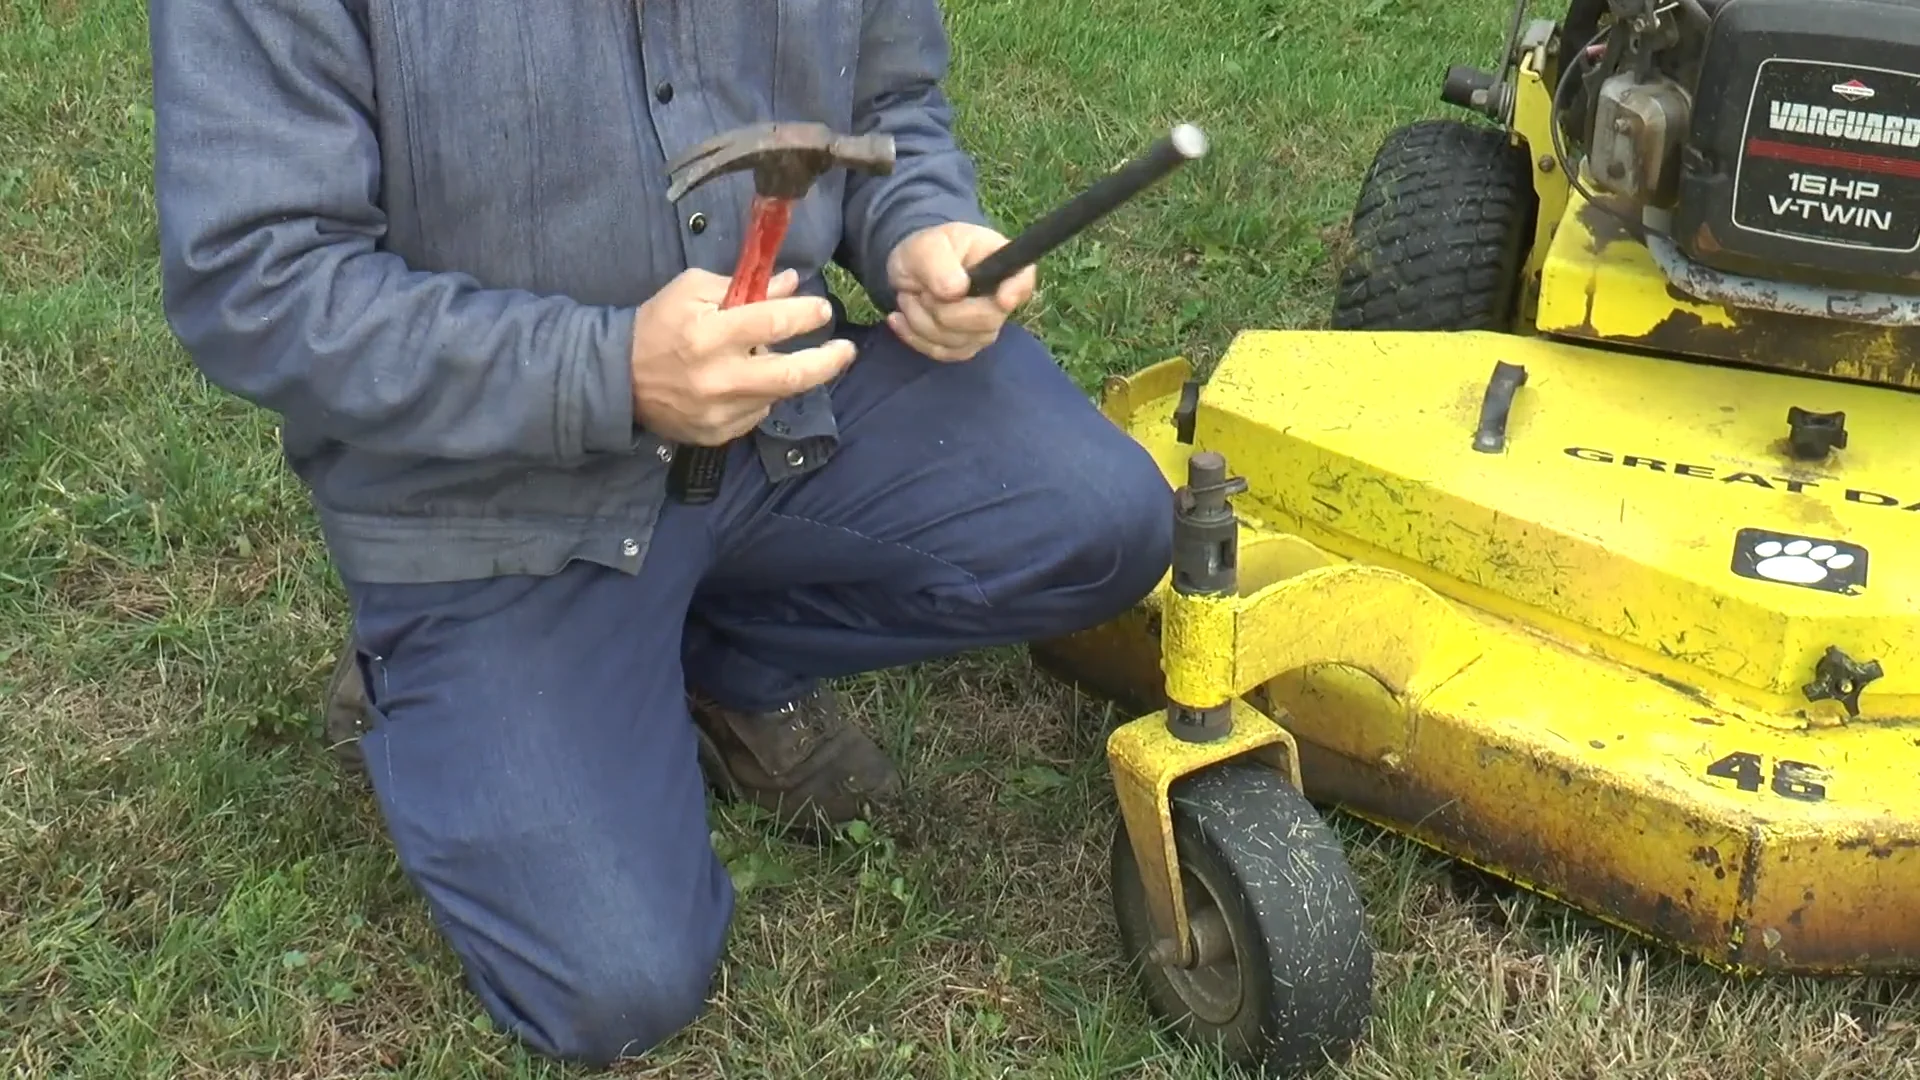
[
  {"x1": 1754, "y1": 540, "x2": 1853, "y2": 583},
  {"x1": 1730, "y1": 528, "x2": 1869, "y2": 595}
]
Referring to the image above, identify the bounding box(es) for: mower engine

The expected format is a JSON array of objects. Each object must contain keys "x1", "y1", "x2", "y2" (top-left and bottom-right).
[{"x1": 1563, "y1": 0, "x2": 1920, "y2": 294}]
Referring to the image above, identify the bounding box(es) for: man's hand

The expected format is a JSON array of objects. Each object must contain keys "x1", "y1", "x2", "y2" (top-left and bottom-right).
[
  {"x1": 885, "y1": 222, "x2": 1037, "y2": 362},
  {"x1": 630, "y1": 268, "x2": 856, "y2": 446}
]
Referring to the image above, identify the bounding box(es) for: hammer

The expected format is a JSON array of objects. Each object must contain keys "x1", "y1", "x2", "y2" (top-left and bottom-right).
[{"x1": 663, "y1": 121, "x2": 897, "y2": 505}]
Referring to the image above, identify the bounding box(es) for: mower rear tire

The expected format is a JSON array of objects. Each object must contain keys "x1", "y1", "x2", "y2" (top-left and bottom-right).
[
  {"x1": 1111, "y1": 761, "x2": 1374, "y2": 1078},
  {"x1": 1330, "y1": 118, "x2": 1536, "y2": 331}
]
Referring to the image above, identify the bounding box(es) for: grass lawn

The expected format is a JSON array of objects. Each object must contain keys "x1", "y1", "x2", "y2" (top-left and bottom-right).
[{"x1": 5, "y1": 0, "x2": 1920, "y2": 1076}]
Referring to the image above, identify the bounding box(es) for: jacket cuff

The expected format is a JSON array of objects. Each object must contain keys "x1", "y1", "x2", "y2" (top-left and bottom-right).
[{"x1": 577, "y1": 305, "x2": 640, "y2": 455}]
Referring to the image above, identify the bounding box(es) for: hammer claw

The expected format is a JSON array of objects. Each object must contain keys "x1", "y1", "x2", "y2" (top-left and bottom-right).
[{"x1": 664, "y1": 123, "x2": 778, "y2": 202}]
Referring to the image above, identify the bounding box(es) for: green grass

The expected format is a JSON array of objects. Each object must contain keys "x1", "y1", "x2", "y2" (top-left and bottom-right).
[{"x1": 5, "y1": 0, "x2": 1920, "y2": 1076}]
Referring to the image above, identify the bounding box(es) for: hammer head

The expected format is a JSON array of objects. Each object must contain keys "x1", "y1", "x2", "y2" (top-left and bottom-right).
[{"x1": 666, "y1": 121, "x2": 895, "y2": 203}]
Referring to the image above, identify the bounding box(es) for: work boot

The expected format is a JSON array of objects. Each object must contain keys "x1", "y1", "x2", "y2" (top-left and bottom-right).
[
  {"x1": 321, "y1": 640, "x2": 370, "y2": 775},
  {"x1": 690, "y1": 686, "x2": 903, "y2": 831}
]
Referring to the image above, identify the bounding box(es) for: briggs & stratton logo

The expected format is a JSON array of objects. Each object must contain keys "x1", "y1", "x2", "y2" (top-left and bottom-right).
[{"x1": 1832, "y1": 79, "x2": 1876, "y2": 102}]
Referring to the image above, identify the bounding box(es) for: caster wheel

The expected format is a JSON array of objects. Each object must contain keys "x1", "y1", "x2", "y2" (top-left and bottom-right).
[{"x1": 1112, "y1": 761, "x2": 1374, "y2": 1077}]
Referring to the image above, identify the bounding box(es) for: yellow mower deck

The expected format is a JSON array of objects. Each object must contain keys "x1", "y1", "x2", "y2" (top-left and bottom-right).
[{"x1": 1039, "y1": 331, "x2": 1920, "y2": 974}]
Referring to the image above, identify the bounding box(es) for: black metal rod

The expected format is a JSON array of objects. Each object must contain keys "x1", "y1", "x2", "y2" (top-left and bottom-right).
[{"x1": 965, "y1": 124, "x2": 1208, "y2": 298}]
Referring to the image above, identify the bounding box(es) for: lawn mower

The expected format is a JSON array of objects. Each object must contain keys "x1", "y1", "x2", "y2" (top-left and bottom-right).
[{"x1": 1032, "y1": 0, "x2": 1920, "y2": 1074}]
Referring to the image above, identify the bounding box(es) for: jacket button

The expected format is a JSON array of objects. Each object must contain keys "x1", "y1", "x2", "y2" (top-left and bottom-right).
[
  {"x1": 655, "y1": 81, "x2": 674, "y2": 103},
  {"x1": 688, "y1": 212, "x2": 707, "y2": 234},
  {"x1": 621, "y1": 538, "x2": 640, "y2": 557},
  {"x1": 785, "y1": 447, "x2": 806, "y2": 468}
]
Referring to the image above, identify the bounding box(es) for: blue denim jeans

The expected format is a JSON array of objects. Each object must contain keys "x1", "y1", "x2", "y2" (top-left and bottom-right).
[{"x1": 340, "y1": 322, "x2": 1174, "y2": 1065}]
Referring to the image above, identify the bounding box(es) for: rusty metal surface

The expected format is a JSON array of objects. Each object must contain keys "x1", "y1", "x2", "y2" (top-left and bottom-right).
[
  {"x1": 1537, "y1": 202, "x2": 1920, "y2": 390},
  {"x1": 1291, "y1": 742, "x2": 1750, "y2": 960},
  {"x1": 1647, "y1": 232, "x2": 1920, "y2": 327},
  {"x1": 1596, "y1": 306, "x2": 1920, "y2": 391},
  {"x1": 1297, "y1": 735, "x2": 1920, "y2": 975}
]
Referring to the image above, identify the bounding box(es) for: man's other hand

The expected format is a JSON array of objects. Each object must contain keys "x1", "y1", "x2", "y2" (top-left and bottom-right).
[
  {"x1": 630, "y1": 268, "x2": 855, "y2": 447},
  {"x1": 885, "y1": 223, "x2": 1037, "y2": 362}
]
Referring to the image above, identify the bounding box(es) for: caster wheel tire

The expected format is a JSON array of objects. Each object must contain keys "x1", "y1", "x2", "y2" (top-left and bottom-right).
[
  {"x1": 1112, "y1": 761, "x2": 1373, "y2": 1078},
  {"x1": 1330, "y1": 117, "x2": 1537, "y2": 332}
]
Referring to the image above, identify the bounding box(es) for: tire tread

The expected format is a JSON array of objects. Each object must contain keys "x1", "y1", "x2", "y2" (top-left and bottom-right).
[{"x1": 1330, "y1": 118, "x2": 1537, "y2": 331}]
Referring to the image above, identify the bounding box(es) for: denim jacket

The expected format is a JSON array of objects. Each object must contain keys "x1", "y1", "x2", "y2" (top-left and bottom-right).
[{"x1": 148, "y1": 0, "x2": 989, "y2": 583}]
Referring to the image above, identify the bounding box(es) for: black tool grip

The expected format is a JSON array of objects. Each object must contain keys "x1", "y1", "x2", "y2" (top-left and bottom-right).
[
  {"x1": 665, "y1": 443, "x2": 728, "y2": 505},
  {"x1": 965, "y1": 123, "x2": 1208, "y2": 298}
]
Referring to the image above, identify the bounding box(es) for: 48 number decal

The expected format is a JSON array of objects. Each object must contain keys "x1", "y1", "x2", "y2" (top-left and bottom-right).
[{"x1": 1704, "y1": 751, "x2": 1828, "y2": 802}]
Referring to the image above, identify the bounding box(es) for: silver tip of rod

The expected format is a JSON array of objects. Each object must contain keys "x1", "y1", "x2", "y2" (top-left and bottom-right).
[{"x1": 1170, "y1": 123, "x2": 1209, "y2": 160}]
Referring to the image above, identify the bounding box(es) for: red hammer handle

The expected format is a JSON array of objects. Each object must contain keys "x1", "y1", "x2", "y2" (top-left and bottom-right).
[
  {"x1": 666, "y1": 195, "x2": 797, "y2": 505},
  {"x1": 722, "y1": 196, "x2": 791, "y2": 308}
]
